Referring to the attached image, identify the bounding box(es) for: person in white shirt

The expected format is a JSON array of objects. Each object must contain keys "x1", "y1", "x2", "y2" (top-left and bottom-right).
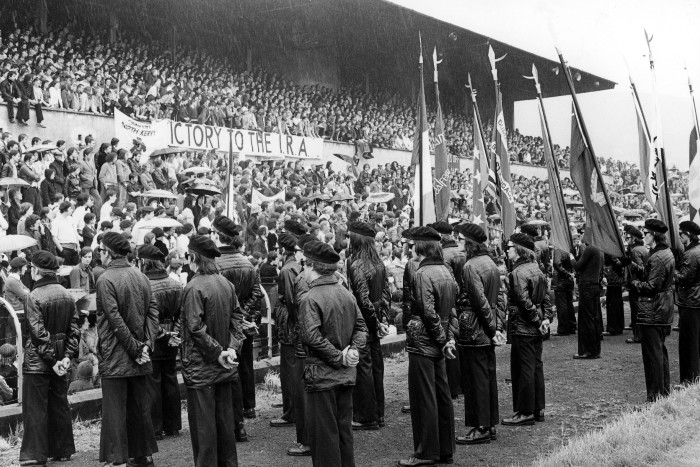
[
  {"x1": 99, "y1": 191, "x2": 117, "y2": 225},
  {"x1": 51, "y1": 201, "x2": 81, "y2": 265},
  {"x1": 131, "y1": 206, "x2": 155, "y2": 246},
  {"x1": 72, "y1": 193, "x2": 94, "y2": 233}
]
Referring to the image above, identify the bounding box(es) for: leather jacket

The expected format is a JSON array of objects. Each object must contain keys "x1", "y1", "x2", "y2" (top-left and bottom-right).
[
  {"x1": 298, "y1": 274, "x2": 368, "y2": 392},
  {"x1": 216, "y1": 247, "x2": 263, "y2": 322},
  {"x1": 401, "y1": 257, "x2": 419, "y2": 328},
  {"x1": 552, "y1": 248, "x2": 574, "y2": 290},
  {"x1": 632, "y1": 243, "x2": 675, "y2": 326},
  {"x1": 405, "y1": 259, "x2": 458, "y2": 358},
  {"x1": 507, "y1": 258, "x2": 553, "y2": 337},
  {"x1": 347, "y1": 257, "x2": 390, "y2": 341},
  {"x1": 442, "y1": 241, "x2": 467, "y2": 292},
  {"x1": 145, "y1": 270, "x2": 183, "y2": 360},
  {"x1": 23, "y1": 277, "x2": 81, "y2": 374},
  {"x1": 274, "y1": 255, "x2": 300, "y2": 345},
  {"x1": 676, "y1": 241, "x2": 700, "y2": 309}
]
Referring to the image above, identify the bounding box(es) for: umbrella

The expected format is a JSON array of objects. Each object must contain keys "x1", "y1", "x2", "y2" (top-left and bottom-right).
[
  {"x1": 0, "y1": 235, "x2": 38, "y2": 252},
  {"x1": 365, "y1": 192, "x2": 395, "y2": 204},
  {"x1": 309, "y1": 192, "x2": 331, "y2": 201},
  {"x1": 329, "y1": 193, "x2": 354, "y2": 202},
  {"x1": 524, "y1": 219, "x2": 549, "y2": 226},
  {"x1": 148, "y1": 147, "x2": 189, "y2": 158},
  {"x1": 181, "y1": 177, "x2": 218, "y2": 187},
  {"x1": 27, "y1": 144, "x2": 58, "y2": 153},
  {"x1": 140, "y1": 218, "x2": 183, "y2": 229},
  {"x1": 187, "y1": 184, "x2": 222, "y2": 196},
  {"x1": 182, "y1": 166, "x2": 212, "y2": 175},
  {"x1": 0, "y1": 177, "x2": 29, "y2": 187},
  {"x1": 138, "y1": 189, "x2": 178, "y2": 200}
]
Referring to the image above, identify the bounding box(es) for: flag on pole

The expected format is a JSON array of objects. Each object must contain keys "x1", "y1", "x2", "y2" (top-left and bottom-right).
[
  {"x1": 411, "y1": 35, "x2": 435, "y2": 226},
  {"x1": 226, "y1": 134, "x2": 235, "y2": 219},
  {"x1": 432, "y1": 48, "x2": 450, "y2": 222},
  {"x1": 472, "y1": 105, "x2": 489, "y2": 233},
  {"x1": 691, "y1": 126, "x2": 700, "y2": 224}
]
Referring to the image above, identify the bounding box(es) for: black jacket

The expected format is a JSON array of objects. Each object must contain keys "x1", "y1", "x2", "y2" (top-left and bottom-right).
[
  {"x1": 552, "y1": 248, "x2": 574, "y2": 290},
  {"x1": 406, "y1": 259, "x2": 458, "y2": 358},
  {"x1": 401, "y1": 257, "x2": 419, "y2": 328},
  {"x1": 347, "y1": 258, "x2": 390, "y2": 341},
  {"x1": 507, "y1": 257, "x2": 553, "y2": 337},
  {"x1": 633, "y1": 243, "x2": 675, "y2": 326},
  {"x1": 146, "y1": 270, "x2": 183, "y2": 360},
  {"x1": 96, "y1": 258, "x2": 159, "y2": 378},
  {"x1": 273, "y1": 255, "x2": 301, "y2": 345},
  {"x1": 216, "y1": 247, "x2": 263, "y2": 322},
  {"x1": 573, "y1": 244, "x2": 603, "y2": 287},
  {"x1": 298, "y1": 274, "x2": 368, "y2": 392},
  {"x1": 443, "y1": 241, "x2": 467, "y2": 292},
  {"x1": 23, "y1": 277, "x2": 81, "y2": 374},
  {"x1": 676, "y1": 241, "x2": 700, "y2": 309}
]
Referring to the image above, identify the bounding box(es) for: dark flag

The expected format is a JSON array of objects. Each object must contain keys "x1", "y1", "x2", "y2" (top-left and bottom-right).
[
  {"x1": 470, "y1": 88, "x2": 489, "y2": 233},
  {"x1": 432, "y1": 47, "x2": 450, "y2": 222},
  {"x1": 688, "y1": 72, "x2": 700, "y2": 225}
]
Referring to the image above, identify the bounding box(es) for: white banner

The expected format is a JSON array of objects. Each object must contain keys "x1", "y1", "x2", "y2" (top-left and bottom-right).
[
  {"x1": 252, "y1": 188, "x2": 285, "y2": 206},
  {"x1": 114, "y1": 109, "x2": 323, "y2": 159}
]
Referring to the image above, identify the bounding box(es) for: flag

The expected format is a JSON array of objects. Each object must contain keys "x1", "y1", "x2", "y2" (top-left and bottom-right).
[
  {"x1": 691, "y1": 126, "x2": 700, "y2": 224},
  {"x1": 570, "y1": 106, "x2": 624, "y2": 257},
  {"x1": 538, "y1": 100, "x2": 572, "y2": 253},
  {"x1": 472, "y1": 105, "x2": 489, "y2": 234},
  {"x1": 226, "y1": 136, "x2": 235, "y2": 219},
  {"x1": 411, "y1": 40, "x2": 435, "y2": 226},
  {"x1": 432, "y1": 48, "x2": 450, "y2": 222},
  {"x1": 491, "y1": 87, "x2": 516, "y2": 237}
]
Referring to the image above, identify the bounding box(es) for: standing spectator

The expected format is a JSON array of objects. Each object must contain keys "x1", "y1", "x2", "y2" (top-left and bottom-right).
[
  {"x1": 676, "y1": 221, "x2": 700, "y2": 386},
  {"x1": 625, "y1": 226, "x2": 648, "y2": 344},
  {"x1": 51, "y1": 201, "x2": 80, "y2": 266},
  {"x1": 29, "y1": 77, "x2": 47, "y2": 128},
  {"x1": 571, "y1": 239, "x2": 604, "y2": 359},
  {"x1": 1, "y1": 70, "x2": 22, "y2": 123},
  {"x1": 99, "y1": 153, "x2": 119, "y2": 200},
  {"x1": 4, "y1": 258, "x2": 29, "y2": 314},
  {"x1": 79, "y1": 147, "x2": 102, "y2": 217},
  {"x1": 552, "y1": 248, "x2": 576, "y2": 336}
]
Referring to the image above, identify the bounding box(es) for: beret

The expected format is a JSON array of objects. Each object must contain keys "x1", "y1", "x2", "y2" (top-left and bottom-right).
[
  {"x1": 411, "y1": 226, "x2": 441, "y2": 242},
  {"x1": 111, "y1": 207, "x2": 125, "y2": 218},
  {"x1": 212, "y1": 215, "x2": 240, "y2": 237},
  {"x1": 510, "y1": 233, "x2": 535, "y2": 251},
  {"x1": 303, "y1": 240, "x2": 341, "y2": 265},
  {"x1": 428, "y1": 221, "x2": 453, "y2": 235},
  {"x1": 31, "y1": 250, "x2": 60, "y2": 271},
  {"x1": 120, "y1": 220, "x2": 133, "y2": 229},
  {"x1": 348, "y1": 221, "x2": 376, "y2": 238},
  {"x1": 644, "y1": 218, "x2": 668, "y2": 234},
  {"x1": 626, "y1": 226, "x2": 643, "y2": 239},
  {"x1": 284, "y1": 220, "x2": 307, "y2": 237},
  {"x1": 139, "y1": 245, "x2": 165, "y2": 261},
  {"x1": 401, "y1": 227, "x2": 416, "y2": 240},
  {"x1": 297, "y1": 233, "x2": 319, "y2": 250},
  {"x1": 679, "y1": 221, "x2": 700, "y2": 236},
  {"x1": 9, "y1": 257, "x2": 27, "y2": 270},
  {"x1": 520, "y1": 224, "x2": 540, "y2": 237},
  {"x1": 100, "y1": 220, "x2": 113, "y2": 229},
  {"x1": 102, "y1": 231, "x2": 132, "y2": 255},
  {"x1": 278, "y1": 233, "x2": 298, "y2": 252},
  {"x1": 188, "y1": 235, "x2": 221, "y2": 258},
  {"x1": 458, "y1": 222, "x2": 488, "y2": 243},
  {"x1": 151, "y1": 227, "x2": 165, "y2": 237}
]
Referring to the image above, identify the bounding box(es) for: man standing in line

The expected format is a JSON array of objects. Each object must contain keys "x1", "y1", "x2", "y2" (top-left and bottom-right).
[
  {"x1": 623, "y1": 226, "x2": 648, "y2": 344},
  {"x1": 181, "y1": 235, "x2": 246, "y2": 466},
  {"x1": 97, "y1": 232, "x2": 159, "y2": 467},
  {"x1": 552, "y1": 246, "x2": 576, "y2": 336},
  {"x1": 298, "y1": 240, "x2": 367, "y2": 467},
  {"x1": 631, "y1": 219, "x2": 675, "y2": 402},
  {"x1": 571, "y1": 236, "x2": 604, "y2": 359},
  {"x1": 674, "y1": 221, "x2": 700, "y2": 387},
  {"x1": 19, "y1": 251, "x2": 80, "y2": 465}
]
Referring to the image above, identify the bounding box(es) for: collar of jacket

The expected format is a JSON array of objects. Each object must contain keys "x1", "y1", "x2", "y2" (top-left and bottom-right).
[
  {"x1": 106, "y1": 257, "x2": 131, "y2": 269},
  {"x1": 441, "y1": 239, "x2": 458, "y2": 249},
  {"x1": 32, "y1": 276, "x2": 59, "y2": 289},
  {"x1": 649, "y1": 243, "x2": 669, "y2": 256},
  {"x1": 283, "y1": 255, "x2": 298, "y2": 267},
  {"x1": 685, "y1": 241, "x2": 700, "y2": 252},
  {"x1": 512, "y1": 257, "x2": 532, "y2": 270},
  {"x1": 219, "y1": 245, "x2": 242, "y2": 255},
  {"x1": 418, "y1": 258, "x2": 445, "y2": 269},
  {"x1": 467, "y1": 243, "x2": 490, "y2": 260},
  {"x1": 79, "y1": 262, "x2": 92, "y2": 274},
  {"x1": 145, "y1": 270, "x2": 169, "y2": 280},
  {"x1": 310, "y1": 274, "x2": 339, "y2": 288}
]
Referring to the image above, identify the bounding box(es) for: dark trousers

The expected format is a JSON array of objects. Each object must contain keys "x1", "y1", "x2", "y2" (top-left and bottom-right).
[
  {"x1": 148, "y1": 358, "x2": 182, "y2": 434},
  {"x1": 187, "y1": 381, "x2": 238, "y2": 467},
  {"x1": 352, "y1": 338, "x2": 384, "y2": 423},
  {"x1": 17, "y1": 100, "x2": 29, "y2": 122},
  {"x1": 5, "y1": 99, "x2": 15, "y2": 120},
  {"x1": 100, "y1": 376, "x2": 158, "y2": 464},
  {"x1": 20, "y1": 373, "x2": 75, "y2": 462},
  {"x1": 306, "y1": 386, "x2": 354, "y2": 467},
  {"x1": 279, "y1": 344, "x2": 296, "y2": 422},
  {"x1": 578, "y1": 286, "x2": 602, "y2": 356},
  {"x1": 59, "y1": 246, "x2": 79, "y2": 266},
  {"x1": 510, "y1": 335, "x2": 545, "y2": 415},
  {"x1": 445, "y1": 349, "x2": 462, "y2": 397},
  {"x1": 407, "y1": 353, "x2": 454, "y2": 461},
  {"x1": 239, "y1": 335, "x2": 256, "y2": 410},
  {"x1": 459, "y1": 346, "x2": 498, "y2": 428},
  {"x1": 639, "y1": 325, "x2": 671, "y2": 402},
  {"x1": 34, "y1": 103, "x2": 44, "y2": 123},
  {"x1": 292, "y1": 356, "x2": 309, "y2": 445},
  {"x1": 629, "y1": 288, "x2": 642, "y2": 341},
  {"x1": 679, "y1": 307, "x2": 700, "y2": 385},
  {"x1": 605, "y1": 285, "x2": 624, "y2": 334},
  {"x1": 554, "y1": 288, "x2": 576, "y2": 334},
  {"x1": 230, "y1": 373, "x2": 244, "y2": 426}
]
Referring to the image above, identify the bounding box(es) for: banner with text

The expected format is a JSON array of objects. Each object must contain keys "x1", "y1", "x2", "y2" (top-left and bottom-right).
[{"x1": 114, "y1": 109, "x2": 323, "y2": 159}]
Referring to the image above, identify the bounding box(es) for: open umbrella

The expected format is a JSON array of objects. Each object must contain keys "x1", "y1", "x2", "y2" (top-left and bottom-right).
[
  {"x1": 524, "y1": 219, "x2": 549, "y2": 226},
  {"x1": 182, "y1": 166, "x2": 212, "y2": 175},
  {"x1": 138, "y1": 189, "x2": 179, "y2": 200},
  {"x1": 27, "y1": 144, "x2": 58, "y2": 153},
  {"x1": 140, "y1": 218, "x2": 183, "y2": 229},
  {"x1": 0, "y1": 177, "x2": 29, "y2": 187},
  {"x1": 0, "y1": 235, "x2": 38, "y2": 253},
  {"x1": 329, "y1": 192, "x2": 354, "y2": 202},
  {"x1": 148, "y1": 147, "x2": 189, "y2": 158},
  {"x1": 187, "y1": 184, "x2": 222, "y2": 196},
  {"x1": 309, "y1": 192, "x2": 331, "y2": 201},
  {"x1": 366, "y1": 192, "x2": 395, "y2": 204}
]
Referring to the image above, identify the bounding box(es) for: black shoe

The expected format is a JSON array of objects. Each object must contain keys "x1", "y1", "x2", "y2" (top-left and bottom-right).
[
  {"x1": 573, "y1": 353, "x2": 600, "y2": 360},
  {"x1": 501, "y1": 413, "x2": 535, "y2": 426},
  {"x1": 9, "y1": 119, "x2": 16, "y2": 123},
  {"x1": 163, "y1": 430, "x2": 179, "y2": 437},
  {"x1": 287, "y1": 444, "x2": 312, "y2": 456},
  {"x1": 397, "y1": 457, "x2": 437, "y2": 466},
  {"x1": 456, "y1": 427, "x2": 491, "y2": 445},
  {"x1": 489, "y1": 427, "x2": 498, "y2": 440},
  {"x1": 128, "y1": 457, "x2": 154, "y2": 467},
  {"x1": 352, "y1": 420, "x2": 380, "y2": 431},
  {"x1": 20, "y1": 121, "x2": 29, "y2": 126},
  {"x1": 401, "y1": 405, "x2": 411, "y2": 414},
  {"x1": 378, "y1": 416, "x2": 386, "y2": 427},
  {"x1": 534, "y1": 410, "x2": 545, "y2": 422},
  {"x1": 438, "y1": 455, "x2": 453, "y2": 464},
  {"x1": 235, "y1": 423, "x2": 248, "y2": 442},
  {"x1": 243, "y1": 408, "x2": 256, "y2": 419},
  {"x1": 154, "y1": 431, "x2": 164, "y2": 440},
  {"x1": 625, "y1": 338, "x2": 641, "y2": 344},
  {"x1": 270, "y1": 418, "x2": 294, "y2": 427}
]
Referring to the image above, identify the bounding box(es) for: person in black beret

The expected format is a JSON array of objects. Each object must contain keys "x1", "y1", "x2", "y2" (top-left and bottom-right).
[
  {"x1": 520, "y1": 223, "x2": 551, "y2": 275},
  {"x1": 19, "y1": 250, "x2": 80, "y2": 465},
  {"x1": 138, "y1": 244, "x2": 183, "y2": 442},
  {"x1": 631, "y1": 218, "x2": 675, "y2": 402},
  {"x1": 270, "y1": 230, "x2": 305, "y2": 430},
  {"x1": 675, "y1": 221, "x2": 700, "y2": 386},
  {"x1": 212, "y1": 215, "x2": 262, "y2": 440},
  {"x1": 182, "y1": 234, "x2": 246, "y2": 466},
  {"x1": 96, "y1": 230, "x2": 159, "y2": 466},
  {"x1": 502, "y1": 233, "x2": 552, "y2": 427},
  {"x1": 398, "y1": 224, "x2": 456, "y2": 466},
  {"x1": 284, "y1": 219, "x2": 308, "y2": 238},
  {"x1": 298, "y1": 240, "x2": 367, "y2": 466},
  {"x1": 451, "y1": 223, "x2": 504, "y2": 444},
  {"x1": 347, "y1": 218, "x2": 390, "y2": 431},
  {"x1": 623, "y1": 225, "x2": 648, "y2": 344}
]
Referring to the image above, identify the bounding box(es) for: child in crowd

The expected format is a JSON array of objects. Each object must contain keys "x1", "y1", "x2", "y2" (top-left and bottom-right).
[{"x1": 0, "y1": 343, "x2": 18, "y2": 404}]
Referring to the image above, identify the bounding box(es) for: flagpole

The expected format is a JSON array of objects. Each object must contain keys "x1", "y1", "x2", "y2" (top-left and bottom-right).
[
  {"x1": 556, "y1": 47, "x2": 626, "y2": 255},
  {"x1": 529, "y1": 64, "x2": 575, "y2": 252},
  {"x1": 418, "y1": 32, "x2": 424, "y2": 226},
  {"x1": 687, "y1": 66, "x2": 700, "y2": 153},
  {"x1": 645, "y1": 30, "x2": 678, "y2": 252}
]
